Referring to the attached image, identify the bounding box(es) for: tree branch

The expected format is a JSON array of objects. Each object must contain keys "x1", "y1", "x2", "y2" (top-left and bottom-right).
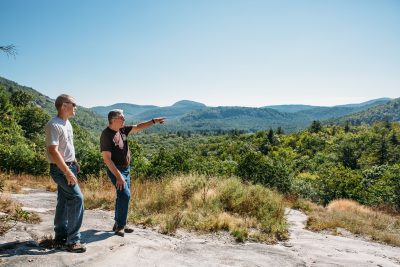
[{"x1": 0, "y1": 45, "x2": 17, "y2": 58}]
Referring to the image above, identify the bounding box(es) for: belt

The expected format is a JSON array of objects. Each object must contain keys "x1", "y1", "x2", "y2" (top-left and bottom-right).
[{"x1": 50, "y1": 162, "x2": 74, "y2": 167}]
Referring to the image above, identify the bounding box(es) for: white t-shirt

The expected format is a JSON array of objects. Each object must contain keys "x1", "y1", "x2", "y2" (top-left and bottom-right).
[{"x1": 45, "y1": 116, "x2": 75, "y2": 163}]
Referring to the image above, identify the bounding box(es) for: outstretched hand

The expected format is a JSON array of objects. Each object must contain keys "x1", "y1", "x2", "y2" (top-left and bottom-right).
[{"x1": 153, "y1": 117, "x2": 166, "y2": 124}]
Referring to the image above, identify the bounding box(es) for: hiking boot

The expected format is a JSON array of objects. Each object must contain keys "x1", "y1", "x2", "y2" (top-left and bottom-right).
[
  {"x1": 53, "y1": 239, "x2": 66, "y2": 249},
  {"x1": 114, "y1": 225, "x2": 125, "y2": 237},
  {"x1": 113, "y1": 223, "x2": 134, "y2": 236},
  {"x1": 66, "y1": 242, "x2": 86, "y2": 253},
  {"x1": 124, "y1": 226, "x2": 134, "y2": 233}
]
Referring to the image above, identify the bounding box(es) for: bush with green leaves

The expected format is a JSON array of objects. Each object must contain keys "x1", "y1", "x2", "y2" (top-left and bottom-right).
[
  {"x1": 147, "y1": 147, "x2": 191, "y2": 179},
  {"x1": 16, "y1": 106, "x2": 50, "y2": 139},
  {"x1": 360, "y1": 164, "x2": 400, "y2": 209},
  {"x1": 315, "y1": 163, "x2": 364, "y2": 205},
  {"x1": 236, "y1": 150, "x2": 292, "y2": 193},
  {"x1": 0, "y1": 143, "x2": 47, "y2": 175},
  {"x1": 291, "y1": 172, "x2": 320, "y2": 202}
]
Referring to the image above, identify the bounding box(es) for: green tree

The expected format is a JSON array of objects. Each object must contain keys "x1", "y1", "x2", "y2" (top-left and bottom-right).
[
  {"x1": 148, "y1": 147, "x2": 175, "y2": 179},
  {"x1": 129, "y1": 139, "x2": 150, "y2": 178},
  {"x1": 390, "y1": 133, "x2": 399, "y2": 145},
  {"x1": 10, "y1": 90, "x2": 33, "y2": 107},
  {"x1": 236, "y1": 150, "x2": 292, "y2": 193},
  {"x1": 316, "y1": 163, "x2": 363, "y2": 205},
  {"x1": 267, "y1": 129, "x2": 274, "y2": 144},
  {"x1": 340, "y1": 144, "x2": 359, "y2": 169},
  {"x1": 309, "y1": 120, "x2": 322, "y2": 133},
  {"x1": 344, "y1": 121, "x2": 351, "y2": 133},
  {"x1": 0, "y1": 87, "x2": 13, "y2": 120},
  {"x1": 378, "y1": 137, "x2": 389, "y2": 165},
  {"x1": 17, "y1": 106, "x2": 50, "y2": 139}
]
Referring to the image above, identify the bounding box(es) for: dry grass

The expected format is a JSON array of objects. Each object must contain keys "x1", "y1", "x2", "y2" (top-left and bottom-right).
[
  {"x1": 288, "y1": 196, "x2": 324, "y2": 213},
  {"x1": 0, "y1": 193, "x2": 20, "y2": 213},
  {"x1": 306, "y1": 199, "x2": 400, "y2": 246},
  {"x1": 129, "y1": 174, "x2": 287, "y2": 243},
  {"x1": 0, "y1": 195, "x2": 17, "y2": 236},
  {"x1": 80, "y1": 175, "x2": 115, "y2": 210},
  {"x1": 1, "y1": 171, "x2": 287, "y2": 243},
  {"x1": 0, "y1": 171, "x2": 56, "y2": 193},
  {"x1": 327, "y1": 199, "x2": 372, "y2": 214}
]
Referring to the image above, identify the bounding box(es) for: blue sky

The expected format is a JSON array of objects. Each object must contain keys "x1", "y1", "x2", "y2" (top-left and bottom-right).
[{"x1": 1, "y1": 0, "x2": 399, "y2": 108}]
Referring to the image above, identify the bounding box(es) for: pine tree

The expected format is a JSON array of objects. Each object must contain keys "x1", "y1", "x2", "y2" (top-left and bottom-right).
[{"x1": 309, "y1": 120, "x2": 322, "y2": 133}]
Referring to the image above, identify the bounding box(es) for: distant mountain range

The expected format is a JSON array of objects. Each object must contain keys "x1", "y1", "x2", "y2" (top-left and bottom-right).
[
  {"x1": 92, "y1": 100, "x2": 206, "y2": 121},
  {"x1": 91, "y1": 97, "x2": 394, "y2": 132},
  {"x1": 1, "y1": 76, "x2": 398, "y2": 133}
]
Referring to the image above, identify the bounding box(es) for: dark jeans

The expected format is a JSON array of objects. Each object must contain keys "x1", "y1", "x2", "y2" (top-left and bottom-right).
[
  {"x1": 50, "y1": 163, "x2": 84, "y2": 245},
  {"x1": 107, "y1": 167, "x2": 131, "y2": 227}
]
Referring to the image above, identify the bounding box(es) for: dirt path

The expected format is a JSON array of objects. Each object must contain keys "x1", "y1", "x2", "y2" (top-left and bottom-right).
[{"x1": 1, "y1": 188, "x2": 399, "y2": 267}]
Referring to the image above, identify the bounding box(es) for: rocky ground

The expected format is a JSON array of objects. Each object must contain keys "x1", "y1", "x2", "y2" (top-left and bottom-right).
[{"x1": 1, "y1": 188, "x2": 399, "y2": 267}]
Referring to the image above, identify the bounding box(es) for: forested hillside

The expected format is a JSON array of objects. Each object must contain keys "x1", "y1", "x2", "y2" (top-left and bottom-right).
[
  {"x1": 331, "y1": 97, "x2": 400, "y2": 125},
  {"x1": 264, "y1": 98, "x2": 390, "y2": 113},
  {"x1": 294, "y1": 98, "x2": 391, "y2": 121},
  {"x1": 177, "y1": 106, "x2": 300, "y2": 132},
  {"x1": 0, "y1": 77, "x2": 106, "y2": 132},
  {"x1": 265, "y1": 104, "x2": 320, "y2": 113}
]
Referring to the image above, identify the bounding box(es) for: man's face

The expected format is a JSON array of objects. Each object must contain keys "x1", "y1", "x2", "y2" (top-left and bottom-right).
[
  {"x1": 113, "y1": 115, "x2": 125, "y2": 127},
  {"x1": 63, "y1": 97, "x2": 77, "y2": 117}
]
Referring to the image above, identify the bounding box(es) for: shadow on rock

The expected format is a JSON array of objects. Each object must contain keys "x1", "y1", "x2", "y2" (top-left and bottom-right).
[
  {"x1": 81, "y1": 229, "x2": 114, "y2": 244},
  {"x1": 0, "y1": 240, "x2": 58, "y2": 257}
]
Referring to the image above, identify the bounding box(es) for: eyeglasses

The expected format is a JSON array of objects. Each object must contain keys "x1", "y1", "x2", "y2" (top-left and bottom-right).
[
  {"x1": 114, "y1": 116, "x2": 125, "y2": 121},
  {"x1": 64, "y1": 101, "x2": 77, "y2": 107}
]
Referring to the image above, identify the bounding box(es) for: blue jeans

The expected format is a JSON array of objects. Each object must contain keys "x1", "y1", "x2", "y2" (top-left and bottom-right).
[
  {"x1": 107, "y1": 167, "x2": 131, "y2": 227},
  {"x1": 50, "y1": 163, "x2": 84, "y2": 245}
]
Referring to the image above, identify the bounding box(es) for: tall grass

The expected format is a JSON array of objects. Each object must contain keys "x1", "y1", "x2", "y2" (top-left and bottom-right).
[
  {"x1": 129, "y1": 175, "x2": 287, "y2": 243},
  {"x1": 2, "y1": 171, "x2": 287, "y2": 242},
  {"x1": 0, "y1": 171, "x2": 56, "y2": 193},
  {"x1": 306, "y1": 199, "x2": 400, "y2": 246},
  {"x1": 80, "y1": 175, "x2": 115, "y2": 210}
]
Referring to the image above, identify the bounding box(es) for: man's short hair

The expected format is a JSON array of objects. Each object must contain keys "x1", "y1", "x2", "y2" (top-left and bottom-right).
[
  {"x1": 108, "y1": 109, "x2": 124, "y2": 124},
  {"x1": 55, "y1": 94, "x2": 74, "y2": 111}
]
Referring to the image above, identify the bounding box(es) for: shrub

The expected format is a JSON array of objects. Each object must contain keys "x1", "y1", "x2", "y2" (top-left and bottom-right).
[
  {"x1": 316, "y1": 163, "x2": 364, "y2": 205},
  {"x1": 0, "y1": 143, "x2": 48, "y2": 175},
  {"x1": 291, "y1": 172, "x2": 320, "y2": 202},
  {"x1": 236, "y1": 151, "x2": 292, "y2": 193}
]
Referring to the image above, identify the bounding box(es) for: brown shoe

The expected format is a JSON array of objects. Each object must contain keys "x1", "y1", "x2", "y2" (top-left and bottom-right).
[
  {"x1": 53, "y1": 239, "x2": 66, "y2": 249},
  {"x1": 124, "y1": 226, "x2": 134, "y2": 233},
  {"x1": 114, "y1": 225, "x2": 125, "y2": 237},
  {"x1": 114, "y1": 225, "x2": 134, "y2": 236},
  {"x1": 66, "y1": 242, "x2": 86, "y2": 253}
]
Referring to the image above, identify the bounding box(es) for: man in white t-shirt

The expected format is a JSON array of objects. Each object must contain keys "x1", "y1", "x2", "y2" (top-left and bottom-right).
[{"x1": 45, "y1": 94, "x2": 85, "y2": 253}]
